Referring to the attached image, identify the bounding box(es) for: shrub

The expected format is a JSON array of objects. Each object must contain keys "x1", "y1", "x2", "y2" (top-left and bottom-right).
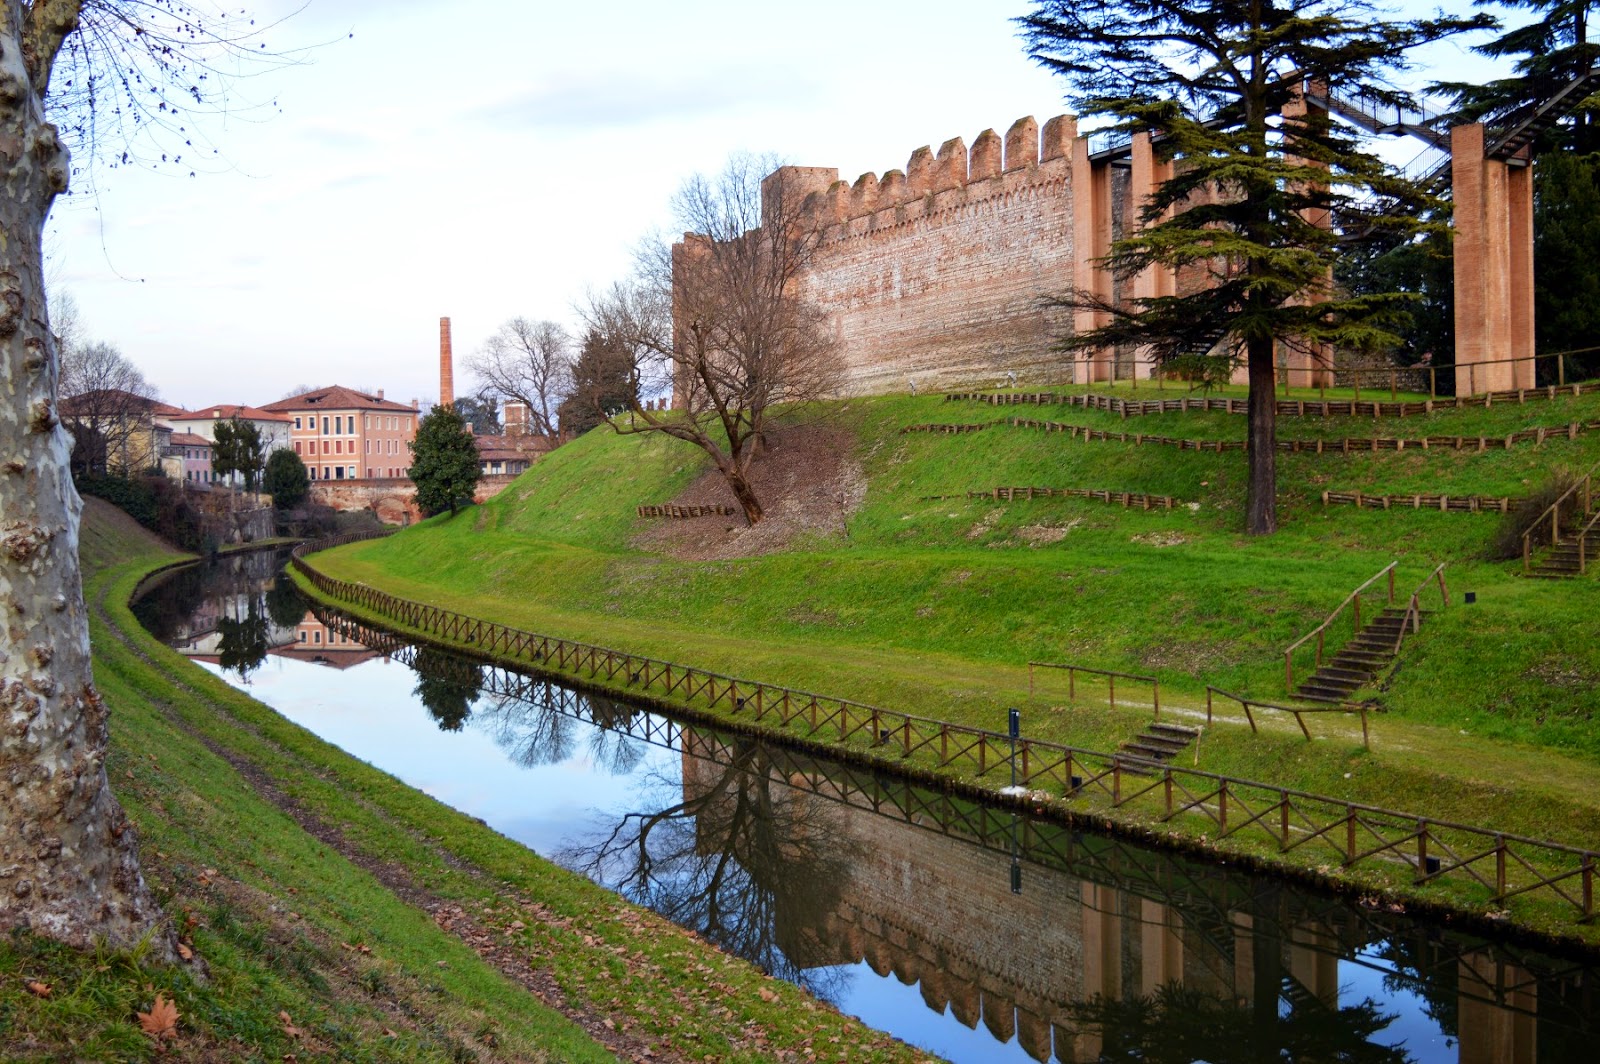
[{"x1": 1487, "y1": 471, "x2": 1582, "y2": 560}]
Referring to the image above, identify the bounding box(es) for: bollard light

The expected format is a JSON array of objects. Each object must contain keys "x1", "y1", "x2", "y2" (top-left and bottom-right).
[{"x1": 1464, "y1": 591, "x2": 1477, "y2": 604}]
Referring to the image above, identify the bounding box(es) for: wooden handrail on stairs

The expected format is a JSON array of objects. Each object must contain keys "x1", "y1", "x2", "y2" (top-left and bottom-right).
[
  {"x1": 1393, "y1": 563, "x2": 1449, "y2": 655},
  {"x1": 1576, "y1": 508, "x2": 1600, "y2": 576},
  {"x1": 1523, "y1": 462, "x2": 1598, "y2": 574},
  {"x1": 1284, "y1": 561, "x2": 1398, "y2": 692}
]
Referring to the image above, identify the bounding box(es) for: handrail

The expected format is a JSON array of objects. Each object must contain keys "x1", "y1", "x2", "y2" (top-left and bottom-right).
[
  {"x1": 1028, "y1": 662, "x2": 1161, "y2": 718},
  {"x1": 1284, "y1": 562, "x2": 1398, "y2": 691},
  {"x1": 1205, "y1": 686, "x2": 1372, "y2": 748},
  {"x1": 288, "y1": 537, "x2": 1600, "y2": 925},
  {"x1": 1522, "y1": 461, "x2": 1599, "y2": 574},
  {"x1": 1393, "y1": 563, "x2": 1449, "y2": 656},
  {"x1": 1577, "y1": 508, "x2": 1600, "y2": 576}
]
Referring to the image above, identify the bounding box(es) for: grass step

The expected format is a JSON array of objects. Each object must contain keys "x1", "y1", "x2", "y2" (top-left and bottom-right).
[{"x1": 1121, "y1": 741, "x2": 1179, "y2": 760}]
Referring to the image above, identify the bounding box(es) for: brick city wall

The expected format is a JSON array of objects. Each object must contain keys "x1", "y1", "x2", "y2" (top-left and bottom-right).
[
  {"x1": 737, "y1": 116, "x2": 1081, "y2": 396},
  {"x1": 309, "y1": 474, "x2": 519, "y2": 526}
]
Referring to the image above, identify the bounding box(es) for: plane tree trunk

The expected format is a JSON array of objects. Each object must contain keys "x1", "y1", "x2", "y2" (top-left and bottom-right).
[{"x1": 0, "y1": 5, "x2": 167, "y2": 951}]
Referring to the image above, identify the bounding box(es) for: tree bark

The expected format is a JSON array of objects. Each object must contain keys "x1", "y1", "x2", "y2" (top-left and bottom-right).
[
  {"x1": 721, "y1": 465, "x2": 764, "y2": 527},
  {"x1": 0, "y1": 12, "x2": 167, "y2": 951},
  {"x1": 1245, "y1": 332, "x2": 1278, "y2": 535}
]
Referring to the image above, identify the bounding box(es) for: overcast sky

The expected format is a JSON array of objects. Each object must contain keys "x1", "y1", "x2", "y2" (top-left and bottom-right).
[{"x1": 46, "y1": 1, "x2": 1507, "y2": 412}]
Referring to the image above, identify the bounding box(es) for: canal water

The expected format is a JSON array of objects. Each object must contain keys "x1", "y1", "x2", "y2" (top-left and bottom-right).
[{"x1": 132, "y1": 551, "x2": 1599, "y2": 1063}]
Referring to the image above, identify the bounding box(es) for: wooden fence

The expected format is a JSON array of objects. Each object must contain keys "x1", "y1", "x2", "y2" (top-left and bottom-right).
[
  {"x1": 903, "y1": 416, "x2": 1600, "y2": 455},
  {"x1": 1321, "y1": 491, "x2": 1519, "y2": 514},
  {"x1": 1522, "y1": 460, "x2": 1598, "y2": 574},
  {"x1": 290, "y1": 537, "x2": 1600, "y2": 925},
  {"x1": 636, "y1": 504, "x2": 737, "y2": 519},
  {"x1": 1205, "y1": 686, "x2": 1372, "y2": 747},
  {"x1": 920, "y1": 487, "x2": 1178, "y2": 510},
  {"x1": 946, "y1": 379, "x2": 1600, "y2": 419},
  {"x1": 1029, "y1": 662, "x2": 1161, "y2": 717}
]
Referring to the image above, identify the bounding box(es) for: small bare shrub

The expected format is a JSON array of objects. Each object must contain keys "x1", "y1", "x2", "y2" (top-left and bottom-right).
[{"x1": 1487, "y1": 472, "x2": 1582, "y2": 560}]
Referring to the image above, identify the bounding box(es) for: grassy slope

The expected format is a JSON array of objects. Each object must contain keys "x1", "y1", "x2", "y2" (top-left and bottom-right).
[
  {"x1": 0, "y1": 500, "x2": 924, "y2": 1063},
  {"x1": 306, "y1": 388, "x2": 1600, "y2": 857}
]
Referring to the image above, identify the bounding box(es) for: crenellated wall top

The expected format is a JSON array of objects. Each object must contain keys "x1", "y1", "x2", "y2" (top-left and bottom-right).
[{"x1": 767, "y1": 114, "x2": 1077, "y2": 235}]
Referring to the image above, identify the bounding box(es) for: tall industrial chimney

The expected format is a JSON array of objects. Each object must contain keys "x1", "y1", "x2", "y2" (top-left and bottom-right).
[{"x1": 439, "y1": 316, "x2": 454, "y2": 409}]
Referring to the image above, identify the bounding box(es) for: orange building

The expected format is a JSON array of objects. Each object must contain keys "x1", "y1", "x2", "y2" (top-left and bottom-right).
[{"x1": 261, "y1": 385, "x2": 420, "y2": 481}]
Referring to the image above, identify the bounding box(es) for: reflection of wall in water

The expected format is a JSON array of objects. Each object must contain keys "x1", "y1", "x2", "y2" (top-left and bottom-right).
[
  {"x1": 679, "y1": 731, "x2": 1545, "y2": 1063},
  {"x1": 172, "y1": 591, "x2": 297, "y2": 659}
]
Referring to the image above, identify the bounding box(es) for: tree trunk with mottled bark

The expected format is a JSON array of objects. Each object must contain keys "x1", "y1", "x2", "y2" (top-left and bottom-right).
[{"x1": 0, "y1": 3, "x2": 167, "y2": 951}]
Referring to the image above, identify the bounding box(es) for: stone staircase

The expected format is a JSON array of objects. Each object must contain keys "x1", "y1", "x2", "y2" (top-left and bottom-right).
[
  {"x1": 1293, "y1": 607, "x2": 1418, "y2": 704},
  {"x1": 1115, "y1": 722, "x2": 1201, "y2": 775}
]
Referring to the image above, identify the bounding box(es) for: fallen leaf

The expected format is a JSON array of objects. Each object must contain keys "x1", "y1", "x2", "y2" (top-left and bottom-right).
[
  {"x1": 137, "y1": 993, "x2": 180, "y2": 1040},
  {"x1": 279, "y1": 1010, "x2": 303, "y2": 1039},
  {"x1": 176, "y1": 942, "x2": 194, "y2": 961},
  {"x1": 25, "y1": 981, "x2": 50, "y2": 998},
  {"x1": 758, "y1": 988, "x2": 777, "y2": 1002},
  {"x1": 382, "y1": 1027, "x2": 398, "y2": 1038}
]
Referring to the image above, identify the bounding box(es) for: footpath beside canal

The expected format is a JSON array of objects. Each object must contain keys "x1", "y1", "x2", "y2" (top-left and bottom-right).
[
  {"x1": 0, "y1": 498, "x2": 927, "y2": 1061},
  {"x1": 291, "y1": 530, "x2": 1600, "y2": 952}
]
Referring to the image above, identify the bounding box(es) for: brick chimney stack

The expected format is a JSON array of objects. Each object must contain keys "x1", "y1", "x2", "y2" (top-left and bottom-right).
[{"x1": 439, "y1": 316, "x2": 454, "y2": 409}]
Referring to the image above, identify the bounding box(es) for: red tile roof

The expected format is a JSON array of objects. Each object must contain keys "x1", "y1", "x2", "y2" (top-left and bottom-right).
[
  {"x1": 169, "y1": 432, "x2": 212, "y2": 447},
  {"x1": 170, "y1": 404, "x2": 291, "y2": 423},
  {"x1": 260, "y1": 386, "x2": 418, "y2": 414}
]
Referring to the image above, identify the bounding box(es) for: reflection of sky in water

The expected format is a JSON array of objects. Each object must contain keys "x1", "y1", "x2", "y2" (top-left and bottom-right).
[
  {"x1": 188, "y1": 645, "x2": 1523, "y2": 1064},
  {"x1": 200, "y1": 653, "x2": 1059, "y2": 1063}
]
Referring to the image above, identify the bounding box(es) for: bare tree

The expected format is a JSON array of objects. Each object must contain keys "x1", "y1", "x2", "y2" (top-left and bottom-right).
[
  {"x1": 581, "y1": 155, "x2": 843, "y2": 526},
  {"x1": 56, "y1": 339, "x2": 160, "y2": 475},
  {"x1": 1, "y1": 2, "x2": 295, "y2": 953},
  {"x1": 468, "y1": 317, "x2": 572, "y2": 438}
]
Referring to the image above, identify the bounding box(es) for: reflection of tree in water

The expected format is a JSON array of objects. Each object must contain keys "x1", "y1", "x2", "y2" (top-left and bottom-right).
[
  {"x1": 472, "y1": 679, "x2": 645, "y2": 776},
  {"x1": 410, "y1": 646, "x2": 484, "y2": 732},
  {"x1": 558, "y1": 739, "x2": 857, "y2": 1002},
  {"x1": 264, "y1": 573, "x2": 306, "y2": 630},
  {"x1": 129, "y1": 563, "x2": 208, "y2": 642},
  {"x1": 217, "y1": 597, "x2": 270, "y2": 682},
  {"x1": 1065, "y1": 982, "x2": 1412, "y2": 1063}
]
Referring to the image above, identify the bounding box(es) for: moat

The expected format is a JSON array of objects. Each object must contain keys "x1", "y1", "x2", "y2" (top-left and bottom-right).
[{"x1": 132, "y1": 549, "x2": 1600, "y2": 1064}]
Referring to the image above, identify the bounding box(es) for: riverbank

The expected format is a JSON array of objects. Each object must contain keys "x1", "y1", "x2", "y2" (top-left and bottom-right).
[
  {"x1": 294, "y1": 387, "x2": 1600, "y2": 945},
  {"x1": 0, "y1": 499, "x2": 928, "y2": 1062}
]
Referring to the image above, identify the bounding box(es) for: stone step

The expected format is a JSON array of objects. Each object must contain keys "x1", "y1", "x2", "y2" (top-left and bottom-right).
[
  {"x1": 1132, "y1": 732, "x2": 1190, "y2": 751},
  {"x1": 1316, "y1": 665, "x2": 1376, "y2": 683}
]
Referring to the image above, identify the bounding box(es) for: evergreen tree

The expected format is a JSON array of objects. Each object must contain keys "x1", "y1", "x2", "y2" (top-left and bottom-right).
[
  {"x1": 1534, "y1": 150, "x2": 1600, "y2": 374},
  {"x1": 408, "y1": 405, "x2": 482, "y2": 517},
  {"x1": 560, "y1": 326, "x2": 639, "y2": 436},
  {"x1": 212, "y1": 418, "x2": 266, "y2": 491},
  {"x1": 263, "y1": 447, "x2": 310, "y2": 509},
  {"x1": 1019, "y1": 0, "x2": 1487, "y2": 534},
  {"x1": 1445, "y1": 1, "x2": 1597, "y2": 154}
]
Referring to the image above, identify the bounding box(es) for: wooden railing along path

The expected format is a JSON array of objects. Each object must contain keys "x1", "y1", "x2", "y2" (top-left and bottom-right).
[
  {"x1": 291, "y1": 535, "x2": 1600, "y2": 925},
  {"x1": 920, "y1": 487, "x2": 1178, "y2": 510},
  {"x1": 902, "y1": 417, "x2": 1600, "y2": 454},
  {"x1": 946, "y1": 378, "x2": 1600, "y2": 418},
  {"x1": 1321, "y1": 491, "x2": 1518, "y2": 514}
]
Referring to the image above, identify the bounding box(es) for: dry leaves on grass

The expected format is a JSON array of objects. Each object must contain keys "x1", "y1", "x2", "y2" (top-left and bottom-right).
[
  {"x1": 24, "y1": 980, "x2": 50, "y2": 998},
  {"x1": 137, "y1": 993, "x2": 180, "y2": 1041}
]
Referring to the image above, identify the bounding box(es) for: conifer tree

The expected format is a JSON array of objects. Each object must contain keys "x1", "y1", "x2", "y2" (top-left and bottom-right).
[
  {"x1": 408, "y1": 406, "x2": 482, "y2": 517},
  {"x1": 1019, "y1": 0, "x2": 1489, "y2": 534}
]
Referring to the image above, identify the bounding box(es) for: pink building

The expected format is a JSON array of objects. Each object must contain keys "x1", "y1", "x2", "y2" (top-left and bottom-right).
[
  {"x1": 167, "y1": 432, "x2": 213, "y2": 484},
  {"x1": 260, "y1": 385, "x2": 419, "y2": 482}
]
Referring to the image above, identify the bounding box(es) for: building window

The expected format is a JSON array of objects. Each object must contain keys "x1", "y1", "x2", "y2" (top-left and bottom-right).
[
  {"x1": 294, "y1": 441, "x2": 301, "y2": 454},
  {"x1": 363, "y1": 415, "x2": 370, "y2": 430},
  {"x1": 298, "y1": 631, "x2": 306, "y2": 643},
  {"x1": 334, "y1": 440, "x2": 342, "y2": 454},
  {"x1": 313, "y1": 631, "x2": 322, "y2": 644},
  {"x1": 364, "y1": 439, "x2": 371, "y2": 454},
  {"x1": 320, "y1": 416, "x2": 328, "y2": 434},
  {"x1": 348, "y1": 466, "x2": 356, "y2": 479},
  {"x1": 334, "y1": 466, "x2": 344, "y2": 480},
  {"x1": 322, "y1": 440, "x2": 330, "y2": 454},
  {"x1": 294, "y1": 416, "x2": 302, "y2": 430}
]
